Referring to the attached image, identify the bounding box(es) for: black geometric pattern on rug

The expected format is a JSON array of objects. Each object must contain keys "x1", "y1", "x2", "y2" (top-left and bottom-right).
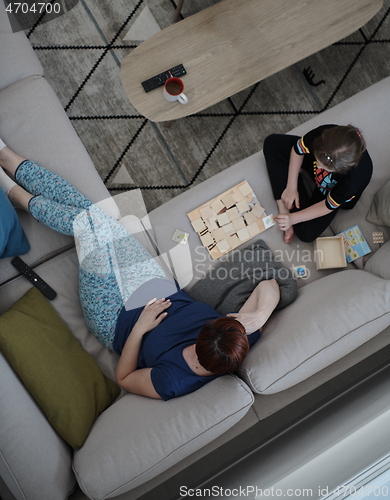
[{"x1": 28, "y1": 1, "x2": 390, "y2": 195}]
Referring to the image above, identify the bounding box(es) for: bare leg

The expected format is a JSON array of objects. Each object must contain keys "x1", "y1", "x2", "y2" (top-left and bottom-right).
[
  {"x1": 0, "y1": 146, "x2": 26, "y2": 176},
  {"x1": 276, "y1": 199, "x2": 294, "y2": 244},
  {"x1": 0, "y1": 146, "x2": 33, "y2": 211},
  {"x1": 8, "y1": 185, "x2": 34, "y2": 211}
]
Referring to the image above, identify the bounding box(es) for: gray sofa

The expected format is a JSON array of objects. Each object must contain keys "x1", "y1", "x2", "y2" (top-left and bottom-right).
[{"x1": 1, "y1": 7, "x2": 390, "y2": 500}]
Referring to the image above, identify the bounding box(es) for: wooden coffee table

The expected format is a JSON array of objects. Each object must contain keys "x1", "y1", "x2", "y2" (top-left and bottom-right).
[{"x1": 121, "y1": 0, "x2": 382, "y2": 122}]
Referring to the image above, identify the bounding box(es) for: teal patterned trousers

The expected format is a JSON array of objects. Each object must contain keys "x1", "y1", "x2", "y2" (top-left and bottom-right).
[{"x1": 15, "y1": 161, "x2": 166, "y2": 350}]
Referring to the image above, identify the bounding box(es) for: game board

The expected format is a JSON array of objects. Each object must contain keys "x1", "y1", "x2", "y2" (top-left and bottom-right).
[
  {"x1": 337, "y1": 225, "x2": 371, "y2": 262},
  {"x1": 187, "y1": 181, "x2": 274, "y2": 260}
]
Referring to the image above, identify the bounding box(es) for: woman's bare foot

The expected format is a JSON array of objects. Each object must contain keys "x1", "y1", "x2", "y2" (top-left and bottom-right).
[{"x1": 284, "y1": 226, "x2": 294, "y2": 244}]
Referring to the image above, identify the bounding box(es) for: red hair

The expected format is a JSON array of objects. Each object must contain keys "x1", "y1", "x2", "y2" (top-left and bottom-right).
[{"x1": 195, "y1": 317, "x2": 249, "y2": 375}]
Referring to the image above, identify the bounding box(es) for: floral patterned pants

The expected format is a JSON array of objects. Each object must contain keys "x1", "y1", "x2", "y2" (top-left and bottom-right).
[{"x1": 15, "y1": 161, "x2": 166, "y2": 350}]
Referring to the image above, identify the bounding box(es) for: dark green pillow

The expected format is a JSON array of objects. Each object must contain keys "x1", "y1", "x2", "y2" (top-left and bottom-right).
[{"x1": 0, "y1": 288, "x2": 120, "y2": 449}]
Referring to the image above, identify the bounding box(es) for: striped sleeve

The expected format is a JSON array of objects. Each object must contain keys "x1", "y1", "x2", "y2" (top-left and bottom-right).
[
  {"x1": 326, "y1": 193, "x2": 355, "y2": 210},
  {"x1": 294, "y1": 136, "x2": 310, "y2": 155}
]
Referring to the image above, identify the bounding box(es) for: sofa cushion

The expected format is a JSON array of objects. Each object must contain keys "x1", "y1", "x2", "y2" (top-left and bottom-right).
[
  {"x1": 0, "y1": 287, "x2": 120, "y2": 449},
  {"x1": 364, "y1": 240, "x2": 390, "y2": 280},
  {"x1": 0, "y1": 75, "x2": 120, "y2": 285},
  {"x1": 0, "y1": 2, "x2": 44, "y2": 91},
  {"x1": 0, "y1": 188, "x2": 30, "y2": 258},
  {"x1": 366, "y1": 178, "x2": 390, "y2": 227},
  {"x1": 73, "y1": 376, "x2": 254, "y2": 500},
  {"x1": 238, "y1": 269, "x2": 390, "y2": 394}
]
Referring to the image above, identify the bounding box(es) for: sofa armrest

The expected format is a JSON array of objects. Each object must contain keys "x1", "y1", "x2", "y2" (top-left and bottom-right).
[
  {"x1": 73, "y1": 376, "x2": 254, "y2": 499},
  {"x1": 0, "y1": 2, "x2": 44, "y2": 91},
  {"x1": 239, "y1": 269, "x2": 390, "y2": 394},
  {"x1": 0, "y1": 354, "x2": 75, "y2": 500}
]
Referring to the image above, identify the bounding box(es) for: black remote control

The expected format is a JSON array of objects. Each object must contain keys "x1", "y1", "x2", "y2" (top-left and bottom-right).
[
  {"x1": 11, "y1": 257, "x2": 57, "y2": 300},
  {"x1": 141, "y1": 64, "x2": 187, "y2": 92}
]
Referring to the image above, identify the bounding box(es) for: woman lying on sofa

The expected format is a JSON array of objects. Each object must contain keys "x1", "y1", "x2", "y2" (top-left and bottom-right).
[
  {"x1": 0, "y1": 140, "x2": 280, "y2": 401},
  {"x1": 265, "y1": 124, "x2": 373, "y2": 244}
]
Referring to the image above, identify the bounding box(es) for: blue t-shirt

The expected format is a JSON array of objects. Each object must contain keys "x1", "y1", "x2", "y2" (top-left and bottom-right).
[{"x1": 113, "y1": 284, "x2": 260, "y2": 400}]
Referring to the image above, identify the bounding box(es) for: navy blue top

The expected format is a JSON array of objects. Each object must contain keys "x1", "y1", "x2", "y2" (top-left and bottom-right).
[{"x1": 113, "y1": 283, "x2": 260, "y2": 400}]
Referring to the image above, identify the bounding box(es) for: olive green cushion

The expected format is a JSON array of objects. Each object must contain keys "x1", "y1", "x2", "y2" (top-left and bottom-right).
[
  {"x1": 0, "y1": 288, "x2": 120, "y2": 449},
  {"x1": 366, "y1": 179, "x2": 390, "y2": 226}
]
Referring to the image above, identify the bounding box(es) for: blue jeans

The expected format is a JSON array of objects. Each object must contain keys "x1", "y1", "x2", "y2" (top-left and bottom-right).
[{"x1": 15, "y1": 160, "x2": 166, "y2": 350}]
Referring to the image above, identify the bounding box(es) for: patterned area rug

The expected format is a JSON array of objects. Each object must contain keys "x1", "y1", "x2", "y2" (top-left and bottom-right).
[{"x1": 27, "y1": 0, "x2": 390, "y2": 215}]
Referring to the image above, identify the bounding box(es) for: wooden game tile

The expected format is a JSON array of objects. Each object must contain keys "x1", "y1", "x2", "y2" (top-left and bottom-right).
[
  {"x1": 247, "y1": 222, "x2": 261, "y2": 237},
  {"x1": 252, "y1": 203, "x2": 265, "y2": 218},
  {"x1": 207, "y1": 217, "x2": 218, "y2": 231},
  {"x1": 210, "y1": 247, "x2": 220, "y2": 260},
  {"x1": 244, "y1": 212, "x2": 258, "y2": 226},
  {"x1": 210, "y1": 199, "x2": 225, "y2": 214},
  {"x1": 227, "y1": 234, "x2": 241, "y2": 249},
  {"x1": 236, "y1": 200, "x2": 250, "y2": 213},
  {"x1": 232, "y1": 189, "x2": 245, "y2": 202},
  {"x1": 216, "y1": 239, "x2": 231, "y2": 253},
  {"x1": 244, "y1": 212, "x2": 258, "y2": 225},
  {"x1": 187, "y1": 209, "x2": 201, "y2": 221},
  {"x1": 227, "y1": 207, "x2": 241, "y2": 221},
  {"x1": 232, "y1": 217, "x2": 246, "y2": 230},
  {"x1": 239, "y1": 181, "x2": 252, "y2": 197},
  {"x1": 191, "y1": 218, "x2": 207, "y2": 232},
  {"x1": 212, "y1": 228, "x2": 226, "y2": 242},
  {"x1": 237, "y1": 227, "x2": 250, "y2": 242},
  {"x1": 221, "y1": 194, "x2": 236, "y2": 209},
  {"x1": 223, "y1": 222, "x2": 236, "y2": 236},
  {"x1": 200, "y1": 206, "x2": 215, "y2": 220},
  {"x1": 202, "y1": 219, "x2": 210, "y2": 230},
  {"x1": 217, "y1": 212, "x2": 230, "y2": 226},
  {"x1": 245, "y1": 193, "x2": 253, "y2": 203},
  {"x1": 200, "y1": 232, "x2": 214, "y2": 247}
]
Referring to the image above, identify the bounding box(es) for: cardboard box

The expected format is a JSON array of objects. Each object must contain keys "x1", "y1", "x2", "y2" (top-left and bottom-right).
[{"x1": 314, "y1": 236, "x2": 347, "y2": 270}]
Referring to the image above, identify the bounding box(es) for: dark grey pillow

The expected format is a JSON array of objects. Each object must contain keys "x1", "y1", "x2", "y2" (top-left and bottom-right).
[{"x1": 188, "y1": 240, "x2": 297, "y2": 316}]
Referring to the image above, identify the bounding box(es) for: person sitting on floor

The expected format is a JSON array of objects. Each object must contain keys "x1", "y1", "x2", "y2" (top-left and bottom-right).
[{"x1": 264, "y1": 124, "x2": 373, "y2": 243}]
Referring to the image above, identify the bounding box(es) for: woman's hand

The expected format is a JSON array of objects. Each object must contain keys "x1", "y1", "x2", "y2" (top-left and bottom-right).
[
  {"x1": 226, "y1": 312, "x2": 266, "y2": 334},
  {"x1": 274, "y1": 213, "x2": 293, "y2": 231},
  {"x1": 281, "y1": 186, "x2": 300, "y2": 210},
  {"x1": 133, "y1": 298, "x2": 171, "y2": 335}
]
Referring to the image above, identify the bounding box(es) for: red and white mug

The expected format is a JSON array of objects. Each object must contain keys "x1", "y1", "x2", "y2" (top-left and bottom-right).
[{"x1": 163, "y1": 77, "x2": 188, "y2": 105}]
